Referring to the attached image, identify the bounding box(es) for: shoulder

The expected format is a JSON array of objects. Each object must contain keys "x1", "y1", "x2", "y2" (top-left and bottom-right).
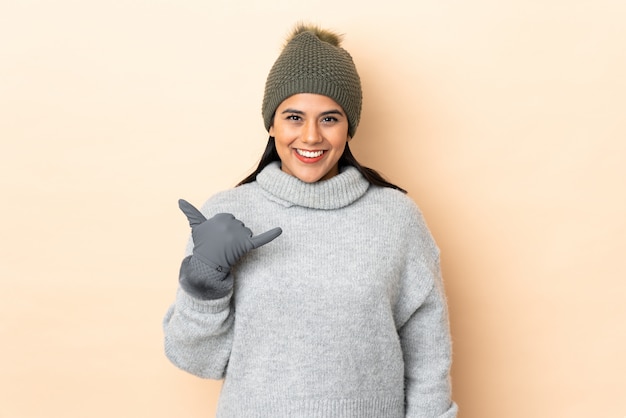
[
  {"x1": 198, "y1": 183, "x2": 261, "y2": 217},
  {"x1": 364, "y1": 186, "x2": 427, "y2": 223},
  {"x1": 364, "y1": 186, "x2": 439, "y2": 255}
]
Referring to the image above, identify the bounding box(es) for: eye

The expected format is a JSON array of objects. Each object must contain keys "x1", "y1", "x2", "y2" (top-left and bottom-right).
[
  {"x1": 286, "y1": 114, "x2": 302, "y2": 121},
  {"x1": 321, "y1": 116, "x2": 338, "y2": 123}
]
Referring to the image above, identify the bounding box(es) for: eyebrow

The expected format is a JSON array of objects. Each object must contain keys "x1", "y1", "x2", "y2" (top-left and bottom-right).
[{"x1": 280, "y1": 108, "x2": 345, "y2": 117}]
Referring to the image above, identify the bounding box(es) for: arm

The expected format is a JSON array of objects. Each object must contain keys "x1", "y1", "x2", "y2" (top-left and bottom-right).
[
  {"x1": 399, "y1": 263, "x2": 458, "y2": 417},
  {"x1": 162, "y1": 199, "x2": 282, "y2": 379},
  {"x1": 163, "y1": 288, "x2": 234, "y2": 379}
]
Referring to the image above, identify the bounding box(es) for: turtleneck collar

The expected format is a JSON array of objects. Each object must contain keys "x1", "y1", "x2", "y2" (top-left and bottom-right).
[{"x1": 256, "y1": 162, "x2": 370, "y2": 210}]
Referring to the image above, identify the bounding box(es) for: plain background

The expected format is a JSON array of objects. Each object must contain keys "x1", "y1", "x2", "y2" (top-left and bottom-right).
[{"x1": 1, "y1": 0, "x2": 624, "y2": 417}]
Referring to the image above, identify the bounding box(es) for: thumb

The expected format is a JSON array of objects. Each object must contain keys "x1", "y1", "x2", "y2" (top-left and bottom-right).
[
  {"x1": 250, "y1": 227, "x2": 283, "y2": 249},
  {"x1": 178, "y1": 199, "x2": 207, "y2": 227}
]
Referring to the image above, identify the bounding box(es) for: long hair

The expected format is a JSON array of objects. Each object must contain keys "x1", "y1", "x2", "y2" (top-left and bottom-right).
[{"x1": 237, "y1": 137, "x2": 407, "y2": 193}]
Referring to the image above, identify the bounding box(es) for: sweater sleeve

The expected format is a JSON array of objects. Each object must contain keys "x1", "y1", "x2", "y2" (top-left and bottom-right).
[
  {"x1": 162, "y1": 287, "x2": 234, "y2": 379},
  {"x1": 398, "y1": 259, "x2": 458, "y2": 418}
]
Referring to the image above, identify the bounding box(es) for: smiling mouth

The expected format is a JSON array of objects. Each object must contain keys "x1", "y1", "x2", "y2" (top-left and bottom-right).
[
  {"x1": 296, "y1": 149, "x2": 324, "y2": 158},
  {"x1": 294, "y1": 148, "x2": 326, "y2": 163}
]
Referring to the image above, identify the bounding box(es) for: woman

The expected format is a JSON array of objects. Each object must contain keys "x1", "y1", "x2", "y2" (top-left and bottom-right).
[{"x1": 163, "y1": 23, "x2": 458, "y2": 417}]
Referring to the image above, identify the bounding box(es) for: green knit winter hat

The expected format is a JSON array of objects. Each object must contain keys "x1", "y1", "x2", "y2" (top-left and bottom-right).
[{"x1": 262, "y1": 24, "x2": 363, "y2": 138}]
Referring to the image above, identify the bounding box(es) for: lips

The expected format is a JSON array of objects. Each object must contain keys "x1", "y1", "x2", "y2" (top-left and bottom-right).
[{"x1": 294, "y1": 148, "x2": 326, "y2": 163}]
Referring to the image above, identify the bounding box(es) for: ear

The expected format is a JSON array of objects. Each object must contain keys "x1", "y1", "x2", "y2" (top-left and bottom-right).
[{"x1": 269, "y1": 125, "x2": 275, "y2": 137}]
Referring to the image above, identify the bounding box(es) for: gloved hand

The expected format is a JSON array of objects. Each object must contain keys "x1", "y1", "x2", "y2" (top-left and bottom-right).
[{"x1": 177, "y1": 199, "x2": 282, "y2": 299}]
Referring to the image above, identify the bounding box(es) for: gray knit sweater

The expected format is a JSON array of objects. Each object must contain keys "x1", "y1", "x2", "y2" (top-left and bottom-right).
[{"x1": 163, "y1": 162, "x2": 458, "y2": 417}]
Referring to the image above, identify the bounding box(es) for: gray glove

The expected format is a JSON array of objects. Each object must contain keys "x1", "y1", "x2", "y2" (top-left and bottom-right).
[{"x1": 177, "y1": 199, "x2": 282, "y2": 299}]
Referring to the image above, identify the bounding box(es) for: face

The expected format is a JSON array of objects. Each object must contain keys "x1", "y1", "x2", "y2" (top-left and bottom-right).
[{"x1": 270, "y1": 93, "x2": 350, "y2": 183}]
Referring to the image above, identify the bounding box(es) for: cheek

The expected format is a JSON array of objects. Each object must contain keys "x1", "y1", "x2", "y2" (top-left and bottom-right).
[
  {"x1": 271, "y1": 123, "x2": 292, "y2": 140},
  {"x1": 330, "y1": 134, "x2": 349, "y2": 151},
  {"x1": 272, "y1": 127, "x2": 290, "y2": 147},
  {"x1": 273, "y1": 135, "x2": 293, "y2": 160}
]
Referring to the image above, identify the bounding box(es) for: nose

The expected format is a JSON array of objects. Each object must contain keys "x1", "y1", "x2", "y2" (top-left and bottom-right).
[{"x1": 302, "y1": 120, "x2": 322, "y2": 144}]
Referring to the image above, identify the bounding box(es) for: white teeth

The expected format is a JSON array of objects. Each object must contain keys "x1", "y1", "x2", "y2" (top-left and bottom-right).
[{"x1": 297, "y1": 149, "x2": 324, "y2": 158}]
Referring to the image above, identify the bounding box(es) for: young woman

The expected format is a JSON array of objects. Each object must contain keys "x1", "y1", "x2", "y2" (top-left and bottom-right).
[{"x1": 163, "y1": 23, "x2": 458, "y2": 418}]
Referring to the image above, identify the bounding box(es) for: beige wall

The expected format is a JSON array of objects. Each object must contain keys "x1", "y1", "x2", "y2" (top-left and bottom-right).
[{"x1": 1, "y1": 1, "x2": 624, "y2": 417}]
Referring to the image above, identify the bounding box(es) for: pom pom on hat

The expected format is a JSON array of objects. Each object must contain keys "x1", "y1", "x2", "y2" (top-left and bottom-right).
[
  {"x1": 283, "y1": 23, "x2": 343, "y2": 48},
  {"x1": 262, "y1": 23, "x2": 363, "y2": 138}
]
